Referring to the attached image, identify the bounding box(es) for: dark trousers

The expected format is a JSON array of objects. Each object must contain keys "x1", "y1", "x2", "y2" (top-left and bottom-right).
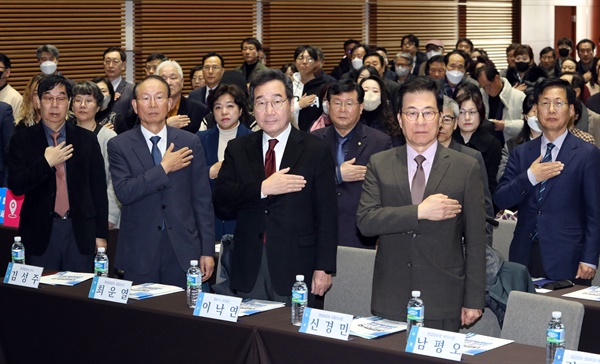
[{"x1": 529, "y1": 240, "x2": 591, "y2": 286}]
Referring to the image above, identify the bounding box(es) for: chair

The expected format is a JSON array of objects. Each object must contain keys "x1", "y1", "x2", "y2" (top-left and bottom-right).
[
  {"x1": 492, "y1": 219, "x2": 516, "y2": 260},
  {"x1": 459, "y1": 309, "x2": 502, "y2": 337},
  {"x1": 324, "y1": 246, "x2": 376, "y2": 317},
  {"x1": 501, "y1": 291, "x2": 585, "y2": 349}
]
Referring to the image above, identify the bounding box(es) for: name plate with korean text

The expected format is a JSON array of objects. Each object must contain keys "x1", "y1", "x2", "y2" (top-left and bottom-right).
[
  {"x1": 553, "y1": 348, "x2": 600, "y2": 364},
  {"x1": 406, "y1": 326, "x2": 466, "y2": 361},
  {"x1": 3, "y1": 263, "x2": 43, "y2": 288},
  {"x1": 88, "y1": 276, "x2": 132, "y2": 304},
  {"x1": 193, "y1": 292, "x2": 243, "y2": 322},
  {"x1": 299, "y1": 308, "x2": 353, "y2": 341}
]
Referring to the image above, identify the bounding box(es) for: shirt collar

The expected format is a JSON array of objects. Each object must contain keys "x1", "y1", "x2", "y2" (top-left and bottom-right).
[{"x1": 262, "y1": 122, "x2": 292, "y2": 145}]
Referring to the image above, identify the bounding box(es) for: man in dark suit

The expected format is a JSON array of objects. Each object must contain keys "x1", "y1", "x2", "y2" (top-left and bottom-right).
[
  {"x1": 312, "y1": 79, "x2": 392, "y2": 249},
  {"x1": 357, "y1": 77, "x2": 486, "y2": 331},
  {"x1": 213, "y1": 69, "x2": 338, "y2": 307},
  {"x1": 8, "y1": 75, "x2": 108, "y2": 271},
  {"x1": 189, "y1": 52, "x2": 225, "y2": 106},
  {"x1": 0, "y1": 101, "x2": 14, "y2": 186},
  {"x1": 103, "y1": 47, "x2": 134, "y2": 118},
  {"x1": 157, "y1": 60, "x2": 208, "y2": 133},
  {"x1": 108, "y1": 75, "x2": 215, "y2": 288},
  {"x1": 494, "y1": 78, "x2": 600, "y2": 284}
]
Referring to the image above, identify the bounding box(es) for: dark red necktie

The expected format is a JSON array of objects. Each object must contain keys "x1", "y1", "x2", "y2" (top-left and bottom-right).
[{"x1": 265, "y1": 139, "x2": 278, "y2": 178}]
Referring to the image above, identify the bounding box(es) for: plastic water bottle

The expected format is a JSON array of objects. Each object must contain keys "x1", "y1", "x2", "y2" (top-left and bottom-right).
[
  {"x1": 11, "y1": 236, "x2": 25, "y2": 264},
  {"x1": 187, "y1": 260, "x2": 201, "y2": 308},
  {"x1": 407, "y1": 290, "x2": 425, "y2": 336},
  {"x1": 546, "y1": 311, "x2": 565, "y2": 364},
  {"x1": 94, "y1": 247, "x2": 109, "y2": 277},
  {"x1": 291, "y1": 274, "x2": 308, "y2": 326}
]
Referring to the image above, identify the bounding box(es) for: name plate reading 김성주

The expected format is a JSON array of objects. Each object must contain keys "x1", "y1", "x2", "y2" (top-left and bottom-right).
[
  {"x1": 193, "y1": 292, "x2": 243, "y2": 322},
  {"x1": 88, "y1": 276, "x2": 132, "y2": 304},
  {"x1": 406, "y1": 326, "x2": 466, "y2": 361},
  {"x1": 3, "y1": 262, "x2": 43, "y2": 288},
  {"x1": 299, "y1": 308, "x2": 353, "y2": 341}
]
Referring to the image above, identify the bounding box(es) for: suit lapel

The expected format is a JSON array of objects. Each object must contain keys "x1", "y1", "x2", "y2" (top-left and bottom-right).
[
  {"x1": 347, "y1": 123, "x2": 367, "y2": 160},
  {"x1": 245, "y1": 131, "x2": 266, "y2": 181},
  {"x1": 392, "y1": 146, "x2": 412, "y2": 203},
  {"x1": 323, "y1": 127, "x2": 337, "y2": 163},
  {"x1": 130, "y1": 127, "x2": 155, "y2": 171},
  {"x1": 424, "y1": 144, "x2": 450, "y2": 198},
  {"x1": 281, "y1": 127, "x2": 303, "y2": 169},
  {"x1": 541, "y1": 133, "x2": 576, "y2": 204}
]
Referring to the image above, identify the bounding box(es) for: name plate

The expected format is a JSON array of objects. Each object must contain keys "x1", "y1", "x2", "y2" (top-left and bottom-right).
[
  {"x1": 406, "y1": 326, "x2": 466, "y2": 362},
  {"x1": 299, "y1": 308, "x2": 353, "y2": 341},
  {"x1": 3, "y1": 262, "x2": 43, "y2": 288},
  {"x1": 554, "y1": 348, "x2": 600, "y2": 364},
  {"x1": 88, "y1": 276, "x2": 132, "y2": 304},
  {"x1": 193, "y1": 292, "x2": 242, "y2": 322}
]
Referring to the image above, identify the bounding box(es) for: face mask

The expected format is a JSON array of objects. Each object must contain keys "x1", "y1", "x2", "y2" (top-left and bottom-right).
[
  {"x1": 558, "y1": 48, "x2": 570, "y2": 57},
  {"x1": 322, "y1": 101, "x2": 329, "y2": 115},
  {"x1": 362, "y1": 91, "x2": 381, "y2": 111},
  {"x1": 446, "y1": 70, "x2": 464, "y2": 85},
  {"x1": 101, "y1": 95, "x2": 111, "y2": 111},
  {"x1": 527, "y1": 115, "x2": 542, "y2": 133},
  {"x1": 351, "y1": 58, "x2": 363, "y2": 70},
  {"x1": 40, "y1": 61, "x2": 57, "y2": 75},
  {"x1": 515, "y1": 61, "x2": 529, "y2": 72},
  {"x1": 395, "y1": 66, "x2": 410, "y2": 77},
  {"x1": 426, "y1": 50, "x2": 442, "y2": 60}
]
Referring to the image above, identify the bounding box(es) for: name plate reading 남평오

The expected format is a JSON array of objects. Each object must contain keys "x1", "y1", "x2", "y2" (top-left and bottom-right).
[
  {"x1": 193, "y1": 292, "x2": 243, "y2": 322},
  {"x1": 299, "y1": 308, "x2": 353, "y2": 341},
  {"x1": 406, "y1": 326, "x2": 466, "y2": 361},
  {"x1": 3, "y1": 262, "x2": 43, "y2": 288},
  {"x1": 88, "y1": 276, "x2": 132, "y2": 304}
]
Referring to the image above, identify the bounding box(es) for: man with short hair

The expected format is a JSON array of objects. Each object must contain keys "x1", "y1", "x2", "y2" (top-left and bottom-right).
[
  {"x1": 363, "y1": 52, "x2": 400, "y2": 110},
  {"x1": 234, "y1": 37, "x2": 268, "y2": 84},
  {"x1": 144, "y1": 52, "x2": 168, "y2": 76},
  {"x1": 103, "y1": 46, "x2": 134, "y2": 118},
  {"x1": 108, "y1": 75, "x2": 215, "y2": 288},
  {"x1": 331, "y1": 39, "x2": 360, "y2": 80},
  {"x1": 500, "y1": 43, "x2": 520, "y2": 78},
  {"x1": 494, "y1": 78, "x2": 600, "y2": 284},
  {"x1": 189, "y1": 52, "x2": 226, "y2": 106},
  {"x1": 374, "y1": 47, "x2": 396, "y2": 81},
  {"x1": 157, "y1": 60, "x2": 208, "y2": 133},
  {"x1": 213, "y1": 69, "x2": 338, "y2": 307},
  {"x1": 557, "y1": 38, "x2": 574, "y2": 69},
  {"x1": 312, "y1": 79, "x2": 392, "y2": 249},
  {"x1": 36, "y1": 44, "x2": 61, "y2": 75},
  {"x1": 0, "y1": 53, "x2": 23, "y2": 121},
  {"x1": 314, "y1": 47, "x2": 337, "y2": 84},
  {"x1": 8, "y1": 75, "x2": 108, "y2": 272},
  {"x1": 357, "y1": 76, "x2": 486, "y2": 331},
  {"x1": 394, "y1": 52, "x2": 415, "y2": 85},
  {"x1": 401, "y1": 34, "x2": 427, "y2": 76},
  {"x1": 440, "y1": 50, "x2": 476, "y2": 97},
  {"x1": 576, "y1": 39, "x2": 597, "y2": 82}
]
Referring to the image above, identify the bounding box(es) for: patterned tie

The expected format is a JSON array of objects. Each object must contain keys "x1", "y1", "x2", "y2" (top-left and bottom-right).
[
  {"x1": 51, "y1": 132, "x2": 69, "y2": 217},
  {"x1": 411, "y1": 155, "x2": 426, "y2": 205},
  {"x1": 265, "y1": 139, "x2": 278, "y2": 178},
  {"x1": 537, "y1": 143, "x2": 555, "y2": 203},
  {"x1": 150, "y1": 136, "x2": 162, "y2": 166}
]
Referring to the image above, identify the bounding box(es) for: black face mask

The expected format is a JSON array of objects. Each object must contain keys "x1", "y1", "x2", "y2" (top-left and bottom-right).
[
  {"x1": 558, "y1": 48, "x2": 570, "y2": 57},
  {"x1": 515, "y1": 61, "x2": 530, "y2": 72}
]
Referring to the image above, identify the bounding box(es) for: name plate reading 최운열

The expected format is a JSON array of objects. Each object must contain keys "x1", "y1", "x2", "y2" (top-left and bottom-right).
[
  {"x1": 299, "y1": 308, "x2": 353, "y2": 341},
  {"x1": 88, "y1": 276, "x2": 132, "y2": 304},
  {"x1": 406, "y1": 326, "x2": 466, "y2": 361},
  {"x1": 193, "y1": 292, "x2": 243, "y2": 322},
  {"x1": 553, "y1": 348, "x2": 600, "y2": 364},
  {"x1": 3, "y1": 262, "x2": 43, "y2": 288}
]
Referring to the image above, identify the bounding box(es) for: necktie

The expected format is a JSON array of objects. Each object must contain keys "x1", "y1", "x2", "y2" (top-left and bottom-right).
[
  {"x1": 51, "y1": 132, "x2": 69, "y2": 217},
  {"x1": 150, "y1": 136, "x2": 162, "y2": 166},
  {"x1": 537, "y1": 143, "x2": 555, "y2": 203},
  {"x1": 336, "y1": 136, "x2": 349, "y2": 166},
  {"x1": 265, "y1": 139, "x2": 278, "y2": 178},
  {"x1": 411, "y1": 155, "x2": 426, "y2": 205}
]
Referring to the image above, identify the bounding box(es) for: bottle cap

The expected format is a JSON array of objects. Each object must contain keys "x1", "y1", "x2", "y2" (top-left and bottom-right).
[
  {"x1": 552, "y1": 311, "x2": 561, "y2": 319},
  {"x1": 97, "y1": 247, "x2": 105, "y2": 253},
  {"x1": 190, "y1": 260, "x2": 199, "y2": 266},
  {"x1": 296, "y1": 275, "x2": 304, "y2": 282},
  {"x1": 14, "y1": 236, "x2": 21, "y2": 242},
  {"x1": 412, "y1": 290, "x2": 421, "y2": 297}
]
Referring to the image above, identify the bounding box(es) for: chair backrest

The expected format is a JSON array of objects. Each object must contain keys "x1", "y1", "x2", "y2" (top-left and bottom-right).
[
  {"x1": 493, "y1": 219, "x2": 517, "y2": 260},
  {"x1": 501, "y1": 291, "x2": 585, "y2": 349},
  {"x1": 324, "y1": 246, "x2": 376, "y2": 317},
  {"x1": 459, "y1": 309, "x2": 502, "y2": 338}
]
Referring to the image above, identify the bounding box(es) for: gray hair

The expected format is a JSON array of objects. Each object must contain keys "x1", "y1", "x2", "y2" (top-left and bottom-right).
[
  {"x1": 156, "y1": 60, "x2": 183, "y2": 80},
  {"x1": 442, "y1": 95, "x2": 459, "y2": 119},
  {"x1": 395, "y1": 52, "x2": 414, "y2": 66},
  {"x1": 36, "y1": 44, "x2": 60, "y2": 60}
]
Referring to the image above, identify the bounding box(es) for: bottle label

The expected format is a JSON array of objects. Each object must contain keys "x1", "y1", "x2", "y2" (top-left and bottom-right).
[
  {"x1": 94, "y1": 261, "x2": 108, "y2": 273},
  {"x1": 407, "y1": 306, "x2": 424, "y2": 320},
  {"x1": 547, "y1": 328, "x2": 565, "y2": 344},
  {"x1": 11, "y1": 250, "x2": 24, "y2": 261},
  {"x1": 292, "y1": 290, "x2": 307, "y2": 304},
  {"x1": 187, "y1": 274, "x2": 200, "y2": 287}
]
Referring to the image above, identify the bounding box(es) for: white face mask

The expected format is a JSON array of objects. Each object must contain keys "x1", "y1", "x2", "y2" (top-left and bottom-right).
[
  {"x1": 351, "y1": 58, "x2": 363, "y2": 70},
  {"x1": 426, "y1": 50, "x2": 442, "y2": 60},
  {"x1": 40, "y1": 61, "x2": 57, "y2": 75},
  {"x1": 322, "y1": 100, "x2": 329, "y2": 115},
  {"x1": 446, "y1": 70, "x2": 464, "y2": 85},
  {"x1": 395, "y1": 66, "x2": 410, "y2": 77},
  {"x1": 527, "y1": 115, "x2": 542, "y2": 133},
  {"x1": 101, "y1": 95, "x2": 111, "y2": 111},
  {"x1": 362, "y1": 91, "x2": 381, "y2": 111}
]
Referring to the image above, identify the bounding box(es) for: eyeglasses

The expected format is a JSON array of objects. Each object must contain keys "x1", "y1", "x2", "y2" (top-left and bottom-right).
[
  {"x1": 104, "y1": 58, "x2": 122, "y2": 65},
  {"x1": 72, "y1": 98, "x2": 97, "y2": 106},
  {"x1": 402, "y1": 110, "x2": 439, "y2": 121},
  {"x1": 192, "y1": 76, "x2": 204, "y2": 82},
  {"x1": 296, "y1": 56, "x2": 314, "y2": 63},
  {"x1": 441, "y1": 115, "x2": 455, "y2": 125},
  {"x1": 538, "y1": 101, "x2": 567, "y2": 110},
  {"x1": 254, "y1": 98, "x2": 288, "y2": 111},
  {"x1": 330, "y1": 100, "x2": 358, "y2": 110},
  {"x1": 203, "y1": 65, "x2": 222, "y2": 71},
  {"x1": 41, "y1": 96, "x2": 69, "y2": 105},
  {"x1": 459, "y1": 109, "x2": 479, "y2": 117},
  {"x1": 137, "y1": 95, "x2": 169, "y2": 104}
]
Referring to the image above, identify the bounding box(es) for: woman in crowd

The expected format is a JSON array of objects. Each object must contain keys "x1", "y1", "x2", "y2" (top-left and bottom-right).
[
  {"x1": 586, "y1": 58, "x2": 600, "y2": 96},
  {"x1": 292, "y1": 45, "x2": 328, "y2": 131},
  {"x1": 15, "y1": 74, "x2": 44, "y2": 132},
  {"x1": 71, "y1": 81, "x2": 120, "y2": 229},
  {"x1": 358, "y1": 75, "x2": 404, "y2": 146},
  {"x1": 355, "y1": 65, "x2": 379, "y2": 84},
  {"x1": 560, "y1": 57, "x2": 577, "y2": 75},
  {"x1": 189, "y1": 65, "x2": 205, "y2": 91},
  {"x1": 197, "y1": 84, "x2": 252, "y2": 242},
  {"x1": 506, "y1": 45, "x2": 547, "y2": 94},
  {"x1": 280, "y1": 62, "x2": 297, "y2": 81},
  {"x1": 92, "y1": 76, "x2": 124, "y2": 130}
]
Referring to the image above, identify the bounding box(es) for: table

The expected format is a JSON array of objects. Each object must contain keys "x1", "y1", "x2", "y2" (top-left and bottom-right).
[{"x1": 0, "y1": 280, "x2": 546, "y2": 364}]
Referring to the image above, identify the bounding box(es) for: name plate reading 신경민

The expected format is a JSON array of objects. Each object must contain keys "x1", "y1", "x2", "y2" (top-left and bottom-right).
[
  {"x1": 299, "y1": 308, "x2": 353, "y2": 341},
  {"x1": 553, "y1": 348, "x2": 600, "y2": 364},
  {"x1": 406, "y1": 326, "x2": 466, "y2": 362},
  {"x1": 88, "y1": 276, "x2": 132, "y2": 304},
  {"x1": 3, "y1": 262, "x2": 43, "y2": 288},
  {"x1": 193, "y1": 292, "x2": 243, "y2": 322}
]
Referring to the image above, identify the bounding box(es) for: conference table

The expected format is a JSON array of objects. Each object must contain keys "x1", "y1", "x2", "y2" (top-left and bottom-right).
[{"x1": 0, "y1": 279, "x2": 546, "y2": 364}]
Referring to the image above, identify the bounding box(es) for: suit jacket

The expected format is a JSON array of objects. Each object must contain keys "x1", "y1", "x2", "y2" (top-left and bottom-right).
[
  {"x1": 111, "y1": 79, "x2": 135, "y2": 118},
  {"x1": 107, "y1": 126, "x2": 215, "y2": 275},
  {"x1": 312, "y1": 123, "x2": 392, "y2": 249},
  {"x1": 0, "y1": 102, "x2": 15, "y2": 186},
  {"x1": 178, "y1": 97, "x2": 209, "y2": 134},
  {"x1": 189, "y1": 86, "x2": 209, "y2": 106},
  {"x1": 7, "y1": 122, "x2": 108, "y2": 255},
  {"x1": 494, "y1": 132, "x2": 600, "y2": 280},
  {"x1": 212, "y1": 127, "x2": 338, "y2": 296},
  {"x1": 233, "y1": 61, "x2": 268, "y2": 83},
  {"x1": 356, "y1": 144, "x2": 486, "y2": 321}
]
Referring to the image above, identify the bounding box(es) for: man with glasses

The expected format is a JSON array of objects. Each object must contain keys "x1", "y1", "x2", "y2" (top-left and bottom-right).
[
  {"x1": 189, "y1": 52, "x2": 225, "y2": 106},
  {"x1": 103, "y1": 46, "x2": 134, "y2": 118},
  {"x1": 495, "y1": 78, "x2": 600, "y2": 284},
  {"x1": 312, "y1": 79, "x2": 392, "y2": 249},
  {"x1": 213, "y1": 69, "x2": 338, "y2": 307},
  {"x1": 576, "y1": 39, "x2": 597, "y2": 83},
  {"x1": 357, "y1": 76, "x2": 486, "y2": 331},
  {"x1": 7, "y1": 75, "x2": 108, "y2": 272},
  {"x1": 107, "y1": 75, "x2": 215, "y2": 288}
]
